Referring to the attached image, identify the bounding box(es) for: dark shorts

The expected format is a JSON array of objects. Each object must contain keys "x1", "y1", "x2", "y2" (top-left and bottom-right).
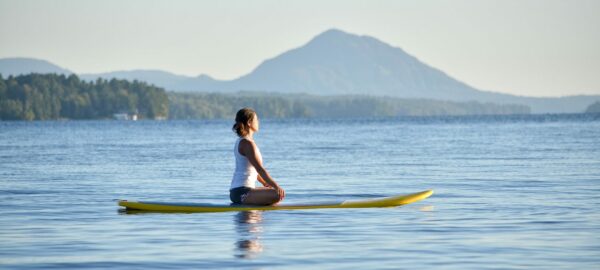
[{"x1": 230, "y1": 186, "x2": 252, "y2": 204}]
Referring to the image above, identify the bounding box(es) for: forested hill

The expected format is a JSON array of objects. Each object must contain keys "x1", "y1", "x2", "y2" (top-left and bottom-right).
[
  {"x1": 0, "y1": 74, "x2": 168, "y2": 120},
  {"x1": 0, "y1": 74, "x2": 530, "y2": 121},
  {"x1": 168, "y1": 92, "x2": 530, "y2": 119}
]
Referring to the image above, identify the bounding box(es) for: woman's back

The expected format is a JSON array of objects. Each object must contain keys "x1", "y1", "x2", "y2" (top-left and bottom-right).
[{"x1": 231, "y1": 137, "x2": 262, "y2": 189}]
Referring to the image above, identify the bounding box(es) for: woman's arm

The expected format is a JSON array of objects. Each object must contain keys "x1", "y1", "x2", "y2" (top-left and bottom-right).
[
  {"x1": 239, "y1": 139, "x2": 285, "y2": 199},
  {"x1": 257, "y1": 174, "x2": 270, "y2": 187}
]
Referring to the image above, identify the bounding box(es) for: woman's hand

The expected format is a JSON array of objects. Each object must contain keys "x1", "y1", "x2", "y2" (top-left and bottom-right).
[{"x1": 275, "y1": 187, "x2": 286, "y2": 201}]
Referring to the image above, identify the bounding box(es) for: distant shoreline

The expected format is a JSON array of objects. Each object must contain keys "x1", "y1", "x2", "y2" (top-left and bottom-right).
[
  {"x1": 2, "y1": 112, "x2": 598, "y2": 123},
  {"x1": 4, "y1": 74, "x2": 599, "y2": 121}
]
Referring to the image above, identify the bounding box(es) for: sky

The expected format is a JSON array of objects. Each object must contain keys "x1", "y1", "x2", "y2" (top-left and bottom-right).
[{"x1": 1, "y1": 0, "x2": 599, "y2": 97}]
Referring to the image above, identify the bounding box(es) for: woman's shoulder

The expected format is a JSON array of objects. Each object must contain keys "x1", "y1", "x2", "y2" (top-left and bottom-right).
[
  {"x1": 238, "y1": 137, "x2": 256, "y2": 148},
  {"x1": 239, "y1": 136, "x2": 254, "y2": 143},
  {"x1": 238, "y1": 137, "x2": 259, "y2": 156}
]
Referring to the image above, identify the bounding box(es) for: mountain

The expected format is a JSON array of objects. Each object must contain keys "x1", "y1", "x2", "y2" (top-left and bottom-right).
[
  {"x1": 79, "y1": 70, "x2": 218, "y2": 90},
  {"x1": 0, "y1": 57, "x2": 222, "y2": 94},
  {"x1": 585, "y1": 101, "x2": 600, "y2": 113},
  {"x1": 218, "y1": 29, "x2": 499, "y2": 100},
  {"x1": 1, "y1": 29, "x2": 598, "y2": 113},
  {"x1": 0, "y1": 57, "x2": 73, "y2": 77},
  {"x1": 205, "y1": 29, "x2": 599, "y2": 112}
]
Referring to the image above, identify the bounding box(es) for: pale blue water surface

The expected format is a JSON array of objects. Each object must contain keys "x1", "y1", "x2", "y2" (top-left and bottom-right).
[{"x1": 1, "y1": 115, "x2": 599, "y2": 269}]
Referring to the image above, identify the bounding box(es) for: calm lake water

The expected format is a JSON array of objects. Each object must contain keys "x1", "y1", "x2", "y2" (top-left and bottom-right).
[{"x1": 1, "y1": 114, "x2": 599, "y2": 269}]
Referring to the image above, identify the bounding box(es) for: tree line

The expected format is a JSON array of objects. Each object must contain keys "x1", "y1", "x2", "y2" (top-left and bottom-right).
[
  {"x1": 0, "y1": 73, "x2": 530, "y2": 121},
  {"x1": 0, "y1": 73, "x2": 168, "y2": 120},
  {"x1": 168, "y1": 92, "x2": 311, "y2": 119},
  {"x1": 168, "y1": 91, "x2": 530, "y2": 119}
]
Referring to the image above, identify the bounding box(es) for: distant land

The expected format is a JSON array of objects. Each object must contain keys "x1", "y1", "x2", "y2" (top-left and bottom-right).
[
  {"x1": 168, "y1": 91, "x2": 530, "y2": 120},
  {"x1": 0, "y1": 74, "x2": 529, "y2": 121},
  {"x1": 0, "y1": 58, "x2": 73, "y2": 76},
  {"x1": 0, "y1": 73, "x2": 168, "y2": 120},
  {"x1": 586, "y1": 101, "x2": 600, "y2": 113},
  {"x1": 1, "y1": 29, "x2": 598, "y2": 114}
]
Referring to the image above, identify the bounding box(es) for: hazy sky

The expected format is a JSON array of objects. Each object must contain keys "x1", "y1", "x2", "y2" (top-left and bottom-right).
[{"x1": 1, "y1": 0, "x2": 599, "y2": 97}]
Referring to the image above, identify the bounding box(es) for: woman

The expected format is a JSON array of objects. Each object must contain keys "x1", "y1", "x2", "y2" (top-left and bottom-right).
[{"x1": 230, "y1": 108, "x2": 285, "y2": 205}]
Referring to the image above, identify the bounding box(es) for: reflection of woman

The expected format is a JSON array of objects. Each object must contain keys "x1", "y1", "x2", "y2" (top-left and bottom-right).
[
  {"x1": 229, "y1": 108, "x2": 285, "y2": 205},
  {"x1": 235, "y1": 210, "x2": 263, "y2": 259}
]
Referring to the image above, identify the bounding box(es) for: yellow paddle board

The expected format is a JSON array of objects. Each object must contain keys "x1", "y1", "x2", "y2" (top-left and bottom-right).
[{"x1": 118, "y1": 190, "x2": 433, "y2": 213}]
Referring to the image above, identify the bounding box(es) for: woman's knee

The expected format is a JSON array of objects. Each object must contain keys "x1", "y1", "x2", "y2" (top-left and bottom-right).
[
  {"x1": 244, "y1": 189, "x2": 280, "y2": 205},
  {"x1": 268, "y1": 189, "x2": 284, "y2": 202},
  {"x1": 259, "y1": 190, "x2": 280, "y2": 205}
]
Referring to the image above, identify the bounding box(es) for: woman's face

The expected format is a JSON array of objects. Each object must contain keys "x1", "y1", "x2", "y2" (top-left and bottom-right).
[{"x1": 249, "y1": 114, "x2": 259, "y2": 132}]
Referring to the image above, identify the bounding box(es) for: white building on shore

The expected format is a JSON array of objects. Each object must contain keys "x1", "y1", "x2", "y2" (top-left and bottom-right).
[{"x1": 113, "y1": 113, "x2": 138, "y2": 121}]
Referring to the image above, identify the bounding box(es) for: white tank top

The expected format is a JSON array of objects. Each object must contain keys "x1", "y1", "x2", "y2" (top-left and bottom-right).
[{"x1": 230, "y1": 137, "x2": 262, "y2": 189}]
